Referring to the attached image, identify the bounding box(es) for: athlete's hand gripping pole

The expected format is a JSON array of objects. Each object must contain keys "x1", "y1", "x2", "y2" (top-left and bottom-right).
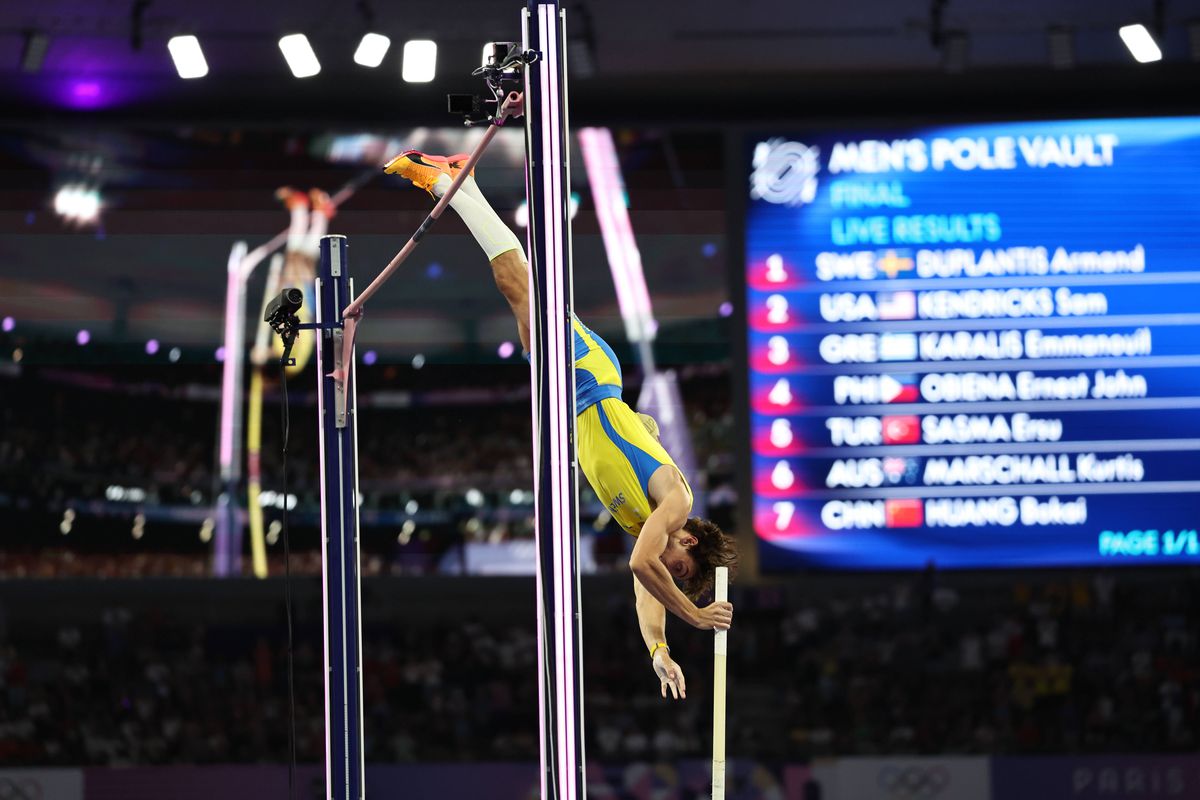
[
  {"x1": 328, "y1": 91, "x2": 524, "y2": 384},
  {"x1": 712, "y1": 566, "x2": 730, "y2": 800}
]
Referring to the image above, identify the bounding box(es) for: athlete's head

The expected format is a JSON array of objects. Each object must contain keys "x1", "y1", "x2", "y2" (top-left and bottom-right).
[{"x1": 659, "y1": 516, "x2": 738, "y2": 601}]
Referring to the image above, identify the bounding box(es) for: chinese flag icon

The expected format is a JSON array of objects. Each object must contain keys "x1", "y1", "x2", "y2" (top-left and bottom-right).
[
  {"x1": 885, "y1": 498, "x2": 924, "y2": 528},
  {"x1": 881, "y1": 415, "x2": 922, "y2": 445}
]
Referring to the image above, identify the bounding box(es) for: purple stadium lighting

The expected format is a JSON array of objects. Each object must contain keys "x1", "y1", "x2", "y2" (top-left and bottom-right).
[
  {"x1": 498, "y1": 341, "x2": 515, "y2": 359},
  {"x1": 215, "y1": 346, "x2": 226, "y2": 362},
  {"x1": 362, "y1": 349, "x2": 378, "y2": 365},
  {"x1": 76, "y1": 329, "x2": 90, "y2": 345},
  {"x1": 719, "y1": 301, "x2": 734, "y2": 317},
  {"x1": 1, "y1": 317, "x2": 13, "y2": 333},
  {"x1": 63, "y1": 80, "x2": 107, "y2": 109},
  {"x1": 145, "y1": 339, "x2": 160, "y2": 355}
]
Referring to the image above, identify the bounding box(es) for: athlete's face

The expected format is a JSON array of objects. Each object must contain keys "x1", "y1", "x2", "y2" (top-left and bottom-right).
[{"x1": 660, "y1": 531, "x2": 698, "y2": 583}]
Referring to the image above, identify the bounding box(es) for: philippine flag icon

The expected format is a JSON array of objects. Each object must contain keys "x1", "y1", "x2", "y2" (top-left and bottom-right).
[
  {"x1": 877, "y1": 291, "x2": 916, "y2": 321},
  {"x1": 880, "y1": 374, "x2": 920, "y2": 404},
  {"x1": 885, "y1": 498, "x2": 924, "y2": 528},
  {"x1": 881, "y1": 415, "x2": 922, "y2": 445}
]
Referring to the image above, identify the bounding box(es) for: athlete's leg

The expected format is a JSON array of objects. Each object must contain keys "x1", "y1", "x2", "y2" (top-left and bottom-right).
[
  {"x1": 385, "y1": 153, "x2": 530, "y2": 350},
  {"x1": 273, "y1": 187, "x2": 317, "y2": 373},
  {"x1": 489, "y1": 248, "x2": 530, "y2": 353},
  {"x1": 435, "y1": 180, "x2": 529, "y2": 350},
  {"x1": 305, "y1": 189, "x2": 333, "y2": 254}
]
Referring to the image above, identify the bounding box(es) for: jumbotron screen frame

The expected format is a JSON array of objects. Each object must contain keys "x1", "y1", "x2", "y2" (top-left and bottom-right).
[{"x1": 739, "y1": 116, "x2": 1200, "y2": 572}]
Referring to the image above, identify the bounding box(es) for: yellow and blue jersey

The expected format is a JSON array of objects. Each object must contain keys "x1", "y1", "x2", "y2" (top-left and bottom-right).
[{"x1": 571, "y1": 318, "x2": 692, "y2": 536}]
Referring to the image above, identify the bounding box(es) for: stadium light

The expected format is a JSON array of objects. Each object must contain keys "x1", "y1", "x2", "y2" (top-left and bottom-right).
[
  {"x1": 279, "y1": 34, "x2": 321, "y2": 78},
  {"x1": 402, "y1": 39, "x2": 437, "y2": 82},
  {"x1": 167, "y1": 35, "x2": 209, "y2": 79},
  {"x1": 54, "y1": 184, "x2": 101, "y2": 225},
  {"x1": 2, "y1": 316, "x2": 14, "y2": 332},
  {"x1": 1119, "y1": 24, "x2": 1163, "y2": 63},
  {"x1": 354, "y1": 33, "x2": 391, "y2": 67}
]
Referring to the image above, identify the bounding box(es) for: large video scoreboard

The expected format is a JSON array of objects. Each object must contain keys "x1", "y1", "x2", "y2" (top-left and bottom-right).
[{"x1": 745, "y1": 117, "x2": 1200, "y2": 570}]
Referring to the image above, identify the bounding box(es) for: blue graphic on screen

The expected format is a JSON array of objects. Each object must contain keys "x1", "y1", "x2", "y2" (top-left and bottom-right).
[{"x1": 744, "y1": 118, "x2": 1200, "y2": 570}]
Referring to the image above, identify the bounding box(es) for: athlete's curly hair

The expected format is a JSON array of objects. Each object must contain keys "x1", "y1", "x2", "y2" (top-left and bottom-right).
[{"x1": 680, "y1": 517, "x2": 738, "y2": 601}]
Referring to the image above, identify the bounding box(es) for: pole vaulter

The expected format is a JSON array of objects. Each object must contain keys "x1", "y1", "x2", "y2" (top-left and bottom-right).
[
  {"x1": 215, "y1": 172, "x2": 374, "y2": 578},
  {"x1": 262, "y1": 4, "x2": 735, "y2": 798}
]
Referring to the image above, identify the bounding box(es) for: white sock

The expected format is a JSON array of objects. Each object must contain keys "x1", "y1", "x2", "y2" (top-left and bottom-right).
[
  {"x1": 287, "y1": 205, "x2": 308, "y2": 253},
  {"x1": 432, "y1": 174, "x2": 526, "y2": 263},
  {"x1": 303, "y1": 209, "x2": 328, "y2": 258}
]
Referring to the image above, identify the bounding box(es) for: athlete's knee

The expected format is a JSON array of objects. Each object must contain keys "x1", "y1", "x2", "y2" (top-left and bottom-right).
[{"x1": 490, "y1": 249, "x2": 528, "y2": 307}]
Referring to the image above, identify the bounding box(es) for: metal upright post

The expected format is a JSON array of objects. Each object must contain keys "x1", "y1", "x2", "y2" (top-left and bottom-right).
[
  {"x1": 314, "y1": 234, "x2": 365, "y2": 800},
  {"x1": 215, "y1": 241, "x2": 249, "y2": 576},
  {"x1": 523, "y1": 2, "x2": 586, "y2": 798}
]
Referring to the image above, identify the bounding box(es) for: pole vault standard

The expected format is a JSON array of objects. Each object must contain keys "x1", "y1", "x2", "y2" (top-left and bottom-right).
[
  {"x1": 523, "y1": 2, "x2": 586, "y2": 798},
  {"x1": 313, "y1": 234, "x2": 365, "y2": 800}
]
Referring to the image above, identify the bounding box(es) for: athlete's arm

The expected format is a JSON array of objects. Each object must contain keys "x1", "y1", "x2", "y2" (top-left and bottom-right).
[
  {"x1": 634, "y1": 575, "x2": 687, "y2": 700},
  {"x1": 633, "y1": 571, "x2": 669, "y2": 653},
  {"x1": 629, "y1": 480, "x2": 701, "y2": 627}
]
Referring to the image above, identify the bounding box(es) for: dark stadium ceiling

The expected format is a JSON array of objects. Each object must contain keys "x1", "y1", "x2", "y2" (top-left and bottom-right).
[{"x1": 0, "y1": 0, "x2": 1198, "y2": 124}]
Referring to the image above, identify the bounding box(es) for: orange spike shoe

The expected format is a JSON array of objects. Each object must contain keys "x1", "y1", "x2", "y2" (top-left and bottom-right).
[
  {"x1": 274, "y1": 186, "x2": 309, "y2": 211},
  {"x1": 309, "y1": 188, "x2": 336, "y2": 219},
  {"x1": 383, "y1": 150, "x2": 470, "y2": 196}
]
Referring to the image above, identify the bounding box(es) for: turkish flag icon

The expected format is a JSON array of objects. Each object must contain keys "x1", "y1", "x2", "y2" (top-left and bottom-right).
[
  {"x1": 885, "y1": 498, "x2": 924, "y2": 528},
  {"x1": 881, "y1": 415, "x2": 922, "y2": 445}
]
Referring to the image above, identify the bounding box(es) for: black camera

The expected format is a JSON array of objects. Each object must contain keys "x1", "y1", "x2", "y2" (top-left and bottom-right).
[
  {"x1": 264, "y1": 288, "x2": 304, "y2": 367},
  {"x1": 450, "y1": 42, "x2": 536, "y2": 126},
  {"x1": 264, "y1": 288, "x2": 303, "y2": 330}
]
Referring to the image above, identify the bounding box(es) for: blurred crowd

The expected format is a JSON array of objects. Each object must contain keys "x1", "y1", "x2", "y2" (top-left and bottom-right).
[
  {"x1": 750, "y1": 570, "x2": 1198, "y2": 756},
  {"x1": 0, "y1": 366, "x2": 736, "y2": 576},
  {"x1": 1, "y1": 570, "x2": 1195, "y2": 766}
]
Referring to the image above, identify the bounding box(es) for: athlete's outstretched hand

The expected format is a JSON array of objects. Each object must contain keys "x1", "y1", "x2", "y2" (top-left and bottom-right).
[
  {"x1": 653, "y1": 650, "x2": 687, "y2": 700},
  {"x1": 692, "y1": 600, "x2": 733, "y2": 631}
]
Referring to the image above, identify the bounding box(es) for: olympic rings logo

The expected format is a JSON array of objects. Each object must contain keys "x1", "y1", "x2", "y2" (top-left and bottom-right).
[
  {"x1": 876, "y1": 765, "x2": 951, "y2": 799},
  {"x1": 0, "y1": 778, "x2": 43, "y2": 800},
  {"x1": 750, "y1": 139, "x2": 821, "y2": 208}
]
